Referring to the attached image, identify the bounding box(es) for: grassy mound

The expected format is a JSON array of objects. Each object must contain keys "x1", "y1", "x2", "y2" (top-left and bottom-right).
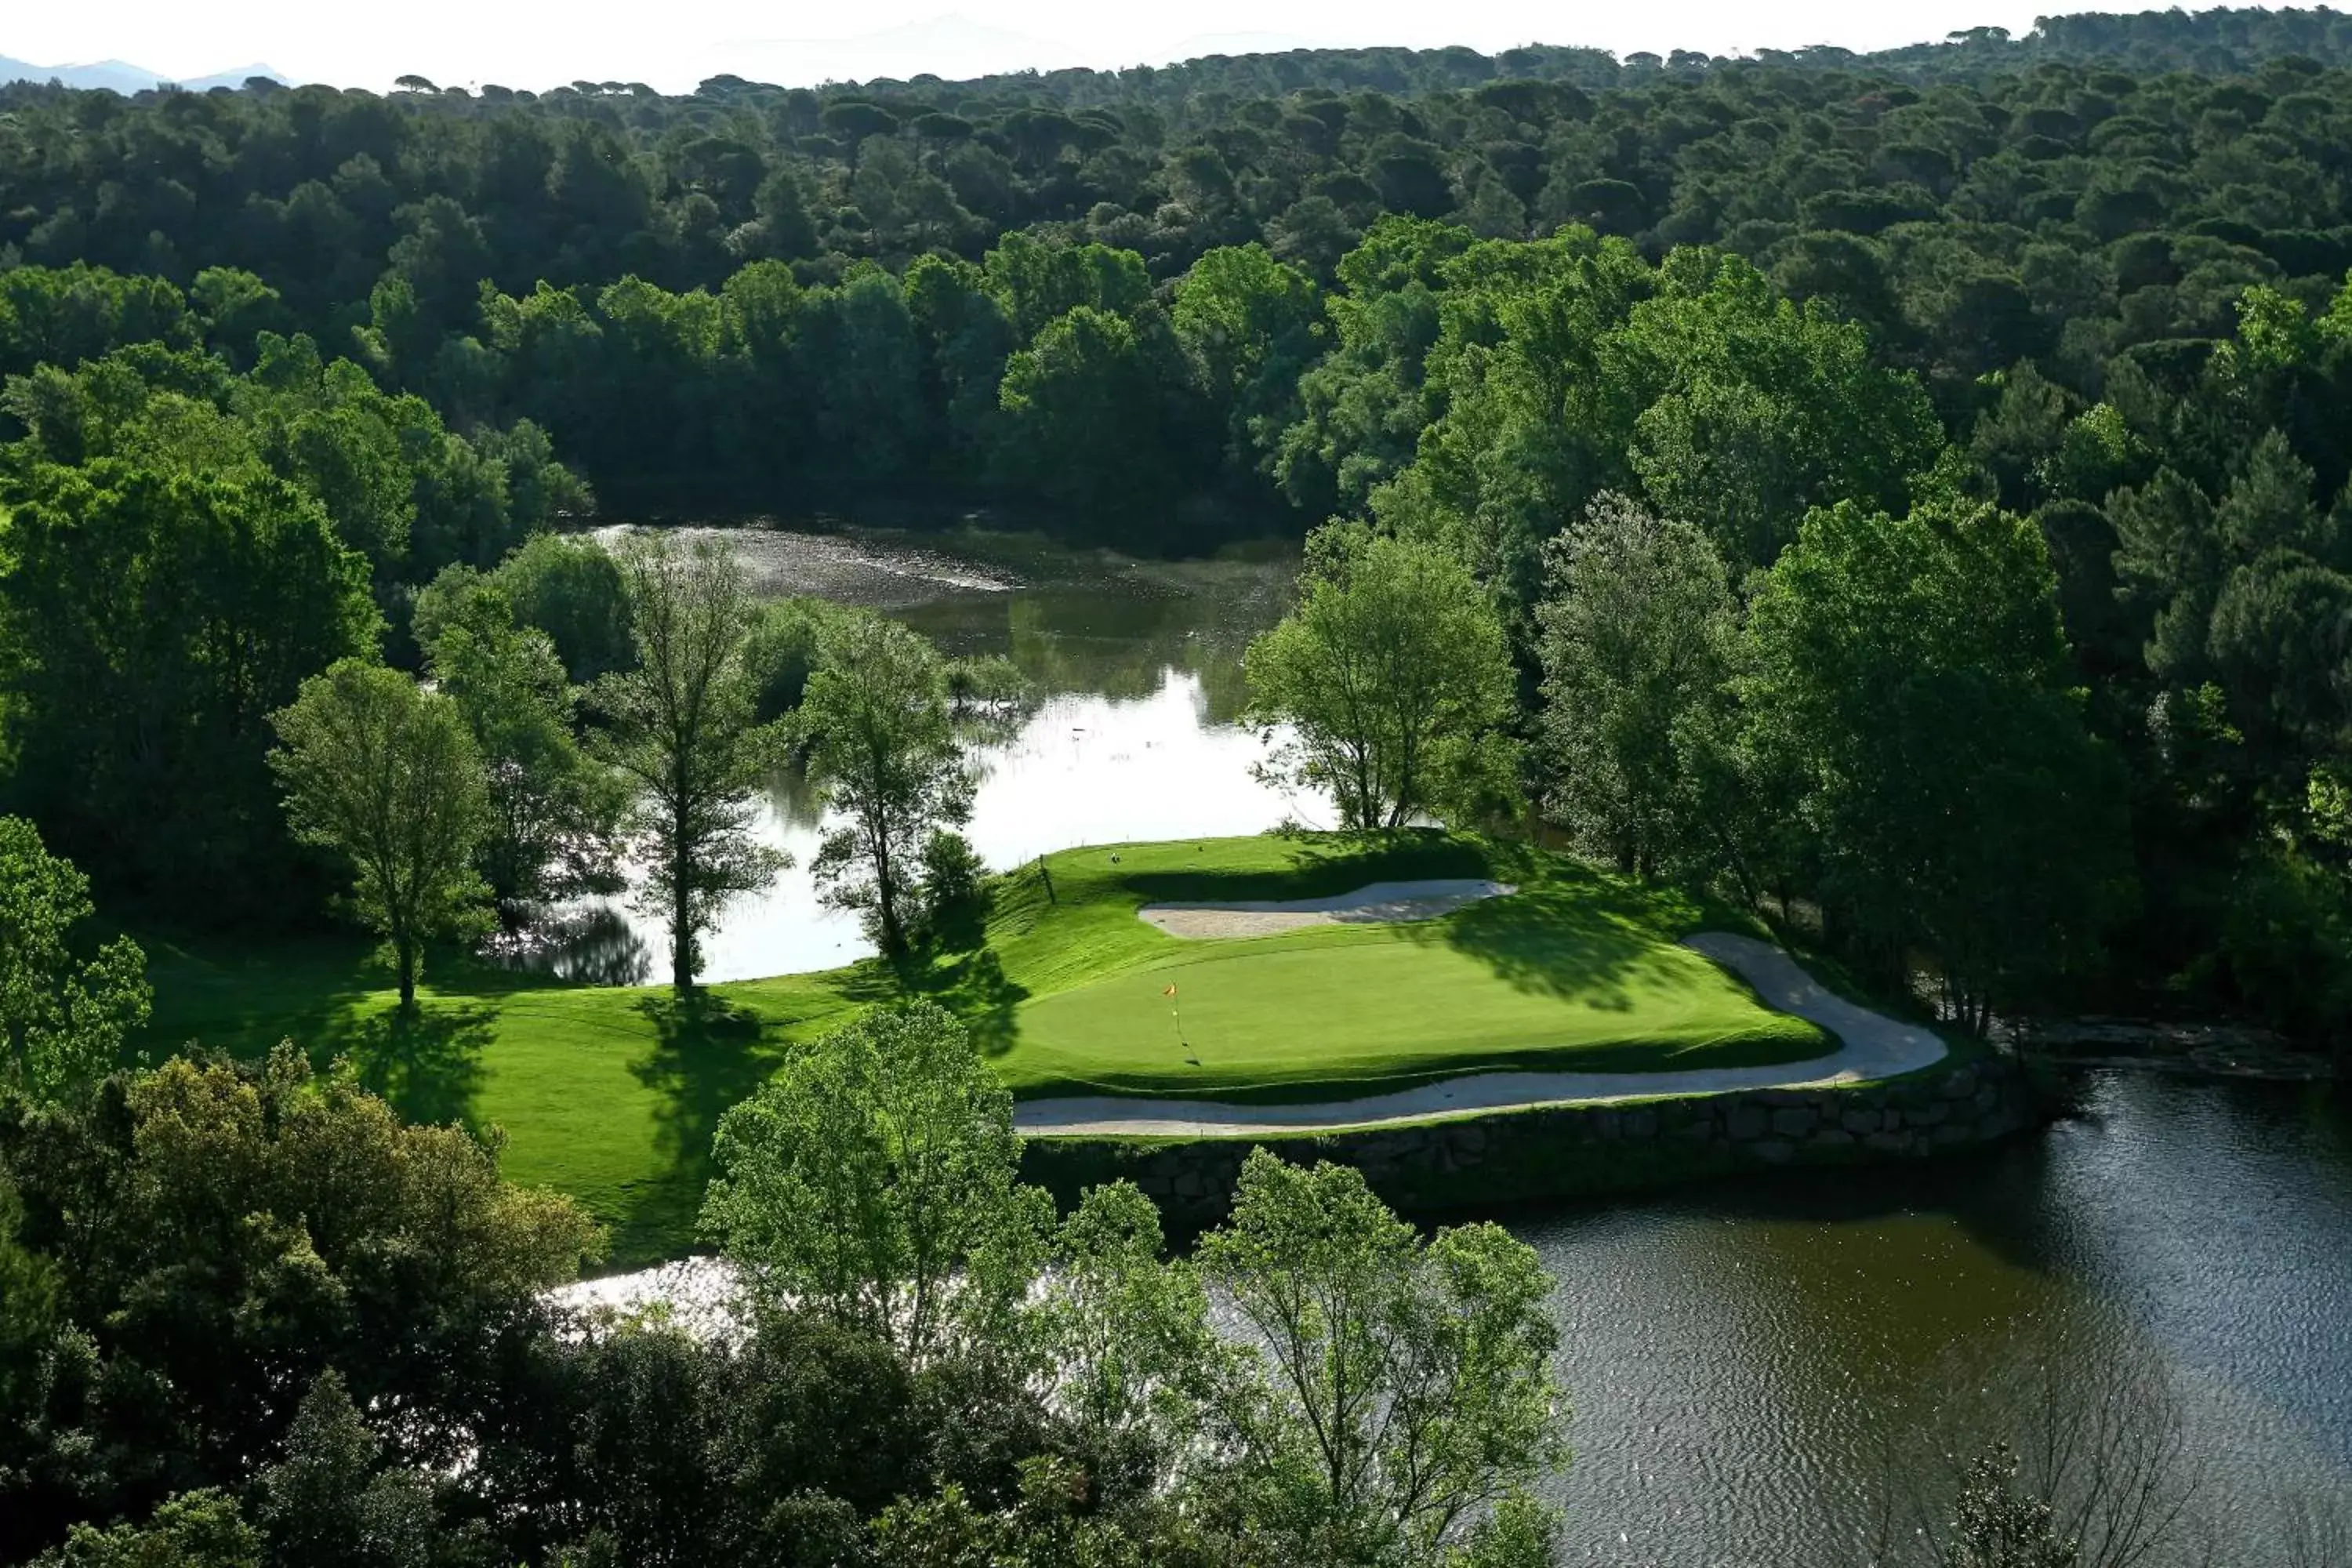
[{"x1": 136, "y1": 831, "x2": 1826, "y2": 1261}]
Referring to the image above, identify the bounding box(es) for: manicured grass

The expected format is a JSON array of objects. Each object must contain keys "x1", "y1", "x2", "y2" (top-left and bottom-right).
[
  {"x1": 141, "y1": 935, "x2": 862, "y2": 1265},
  {"x1": 1004, "y1": 924, "x2": 1818, "y2": 1101},
  {"x1": 136, "y1": 830, "x2": 1831, "y2": 1261},
  {"x1": 959, "y1": 833, "x2": 1820, "y2": 1100}
]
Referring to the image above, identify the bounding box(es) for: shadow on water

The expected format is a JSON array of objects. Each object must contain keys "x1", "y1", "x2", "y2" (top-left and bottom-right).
[
  {"x1": 343, "y1": 1004, "x2": 499, "y2": 1129},
  {"x1": 483, "y1": 906, "x2": 654, "y2": 987}
]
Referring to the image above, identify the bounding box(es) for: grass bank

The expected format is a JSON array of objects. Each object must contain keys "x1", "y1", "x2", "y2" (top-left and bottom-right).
[{"x1": 140, "y1": 831, "x2": 1829, "y2": 1263}]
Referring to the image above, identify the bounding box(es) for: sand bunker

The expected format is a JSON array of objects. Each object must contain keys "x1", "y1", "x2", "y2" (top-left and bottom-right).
[{"x1": 1139, "y1": 879, "x2": 1516, "y2": 938}]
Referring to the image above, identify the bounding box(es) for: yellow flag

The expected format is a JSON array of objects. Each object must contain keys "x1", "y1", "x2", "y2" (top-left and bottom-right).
[{"x1": 1163, "y1": 983, "x2": 1178, "y2": 998}]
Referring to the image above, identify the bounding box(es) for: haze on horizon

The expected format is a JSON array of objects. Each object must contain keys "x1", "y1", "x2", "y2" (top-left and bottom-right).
[{"x1": 3, "y1": 0, "x2": 2216, "y2": 95}]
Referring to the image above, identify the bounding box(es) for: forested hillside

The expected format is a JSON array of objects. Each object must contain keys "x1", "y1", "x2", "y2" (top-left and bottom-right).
[
  {"x1": 7, "y1": 5, "x2": 2352, "y2": 1034},
  {"x1": 11, "y1": 6, "x2": 2352, "y2": 517}
]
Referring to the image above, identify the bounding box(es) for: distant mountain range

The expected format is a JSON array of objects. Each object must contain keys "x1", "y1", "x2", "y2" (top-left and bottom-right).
[{"x1": 0, "y1": 56, "x2": 285, "y2": 92}]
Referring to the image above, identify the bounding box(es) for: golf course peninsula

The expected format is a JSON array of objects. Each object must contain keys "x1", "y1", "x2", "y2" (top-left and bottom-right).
[{"x1": 960, "y1": 833, "x2": 2034, "y2": 1214}]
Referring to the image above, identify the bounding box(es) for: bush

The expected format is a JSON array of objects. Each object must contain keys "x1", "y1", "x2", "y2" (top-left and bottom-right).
[
  {"x1": 2216, "y1": 846, "x2": 2352, "y2": 1049},
  {"x1": 915, "y1": 829, "x2": 991, "y2": 945}
]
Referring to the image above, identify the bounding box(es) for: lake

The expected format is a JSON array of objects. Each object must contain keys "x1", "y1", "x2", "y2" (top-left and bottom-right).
[
  {"x1": 514, "y1": 524, "x2": 1325, "y2": 983},
  {"x1": 1532, "y1": 1069, "x2": 2352, "y2": 1563}
]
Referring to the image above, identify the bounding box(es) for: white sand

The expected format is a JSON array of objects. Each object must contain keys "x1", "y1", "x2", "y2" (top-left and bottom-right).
[
  {"x1": 1139, "y1": 878, "x2": 1516, "y2": 938},
  {"x1": 1013, "y1": 933, "x2": 1948, "y2": 1137}
]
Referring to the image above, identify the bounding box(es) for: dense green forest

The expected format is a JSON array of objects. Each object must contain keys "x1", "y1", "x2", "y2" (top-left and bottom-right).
[{"x1": 8, "y1": 6, "x2": 2352, "y2": 1037}]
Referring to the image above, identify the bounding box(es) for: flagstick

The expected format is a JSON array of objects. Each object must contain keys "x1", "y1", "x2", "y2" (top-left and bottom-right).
[{"x1": 1163, "y1": 982, "x2": 1192, "y2": 1060}]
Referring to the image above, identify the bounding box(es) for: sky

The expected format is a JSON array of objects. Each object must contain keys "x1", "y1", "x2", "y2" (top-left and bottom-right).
[{"x1": 2, "y1": 0, "x2": 2214, "y2": 93}]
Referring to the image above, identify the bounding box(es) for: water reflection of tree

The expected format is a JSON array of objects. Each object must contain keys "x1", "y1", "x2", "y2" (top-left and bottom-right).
[
  {"x1": 867, "y1": 543, "x2": 1295, "y2": 723},
  {"x1": 993, "y1": 594, "x2": 1254, "y2": 720},
  {"x1": 484, "y1": 905, "x2": 652, "y2": 988},
  {"x1": 1861, "y1": 1309, "x2": 2210, "y2": 1568},
  {"x1": 764, "y1": 761, "x2": 826, "y2": 834}
]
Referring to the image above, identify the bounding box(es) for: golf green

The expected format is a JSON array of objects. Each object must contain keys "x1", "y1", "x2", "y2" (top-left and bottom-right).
[{"x1": 996, "y1": 917, "x2": 1827, "y2": 1102}]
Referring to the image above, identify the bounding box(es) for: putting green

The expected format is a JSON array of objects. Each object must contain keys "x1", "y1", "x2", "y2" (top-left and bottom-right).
[{"x1": 999, "y1": 918, "x2": 1827, "y2": 1102}]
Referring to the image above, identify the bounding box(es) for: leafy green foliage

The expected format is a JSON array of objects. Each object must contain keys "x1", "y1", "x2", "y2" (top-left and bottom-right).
[
  {"x1": 0, "y1": 459, "x2": 379, "y2": 911},
  {"x1": 1535, "y1": 494, "x2": 1738, "y2": 879},
  {"x1": 0, "y1": 1049, "x2": 600, "y2": 1557},
  {"x1": 419, "y1": 573, "x2": 625, "y2": 916},
  {"x1": 250, "y1": 1373, "x2": 449, "y2": 1568},
  {"x1": 1740, "y1": 497, "x2": 2134, "y2": 1025},
  {"x1": 1194, "y1": 1151, "x2": 1566, "y2": 1567},
  {"x1": 800, "y1": 615, "x2": 977, "y2": 956},
  {"x1": 701, "y1": 1001, "x2": 1044, "y2": 1363},
  {"x1": 1246, "y1": 526, "x2": 1518, "y2": 830},
  {"x1": 996, "y1": 305, "x2": 1184, "y2": 511},
  {"x1": 27, "y1": 1490, "x2": 261, "y2": 1568},
  {"x1": 0, "y1": 818, "x2": 148, "y2": 1103},
  {"x1": 484, "y1": 531, "x2": 636, "y2": 684},
  {"x1": 590, "y1": 534, "x2": 787, "y2": 989}
]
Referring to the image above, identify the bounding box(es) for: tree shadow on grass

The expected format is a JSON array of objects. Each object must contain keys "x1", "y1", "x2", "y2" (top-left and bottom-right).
[
  {"x1": 133, "y1": 931, "x2": 389, "y2": 1069},
  {"x1": 342, "y1": 1003, "x2": 499, "y2": 1128},
  {"x1": 1117, "y1": 829, "x2": 1497, "y2": 907},
  {"x1": 833, "y1": 943, "x2": 1032, "y2": 1059},
  {"x1": 931, "y1": 948, "x2": 1029, "y2": 1058},
  {"x1": 614, "y1": 992, "x2": 788, "y2": 1261},
  {"x1": 1423, "y1": 862, "x2": 1707, "y2": 1011}
]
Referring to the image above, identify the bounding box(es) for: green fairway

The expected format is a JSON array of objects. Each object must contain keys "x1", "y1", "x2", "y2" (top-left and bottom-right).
[
  {"x1": 136, "y1": 831, "x2": 1830, "y2": 1262},
  {"x1": 140, "y1": 935, "x2": 864, "y2": 1265}
]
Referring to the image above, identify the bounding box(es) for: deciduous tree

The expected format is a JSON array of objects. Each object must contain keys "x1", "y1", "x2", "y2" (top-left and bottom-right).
[
  {"x1": 421, "y1": 576, "x2": 624, "y2": 918},
  {"x1": 1741, "y1": 496, "x2": 2133, "y2": 1026},
  {"x1": 799, "y1": 613, "x2": 975, "y2": 957},
  {"x1": 1246, "y1": 525, "x2": 1516, "y2": 830},
  {"x1": 0, "y1": 461, "x2": 378, "y2": 909},
  {"x1": 700, "y1": 1001, "x2": 1045, "y2": 1365},
  {"x1": 270, "y1": 660, "x2": 492, "y2": 1010},
  {"x1": 0, "y1": 1050, "x2": 600, "y2": 1554},
  {"x1": 0, "y1": 817, "x2": 149, "y2": 1104},
  {"x1": 1535, "y1": 493, "x2": 1737, "y2": 878},
  {"x1": 592, "y1": 534, "x2": 786, "y2": 990},
  {"x1": 1196, "y1": 1152, "x2": 1566, "y2": 1567}
]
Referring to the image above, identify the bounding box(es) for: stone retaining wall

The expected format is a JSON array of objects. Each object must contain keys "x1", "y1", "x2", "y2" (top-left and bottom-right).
[{"x1": 1019, "y1": 1058, "x2": 2042, "y2": 1229}]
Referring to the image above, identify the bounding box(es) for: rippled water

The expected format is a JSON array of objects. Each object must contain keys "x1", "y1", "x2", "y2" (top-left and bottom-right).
[
  {"x1": 514, "y1": 525, "x2": 1322, "y2": 982},
  {"x1": 1533, "y1": 1071, "x2": 2352, "y2": 1563}
]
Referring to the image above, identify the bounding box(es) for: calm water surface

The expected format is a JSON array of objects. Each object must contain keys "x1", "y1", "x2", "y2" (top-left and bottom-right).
[{"x1": 518, "y1": 524, "x2": 1324, "y2": 982}]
